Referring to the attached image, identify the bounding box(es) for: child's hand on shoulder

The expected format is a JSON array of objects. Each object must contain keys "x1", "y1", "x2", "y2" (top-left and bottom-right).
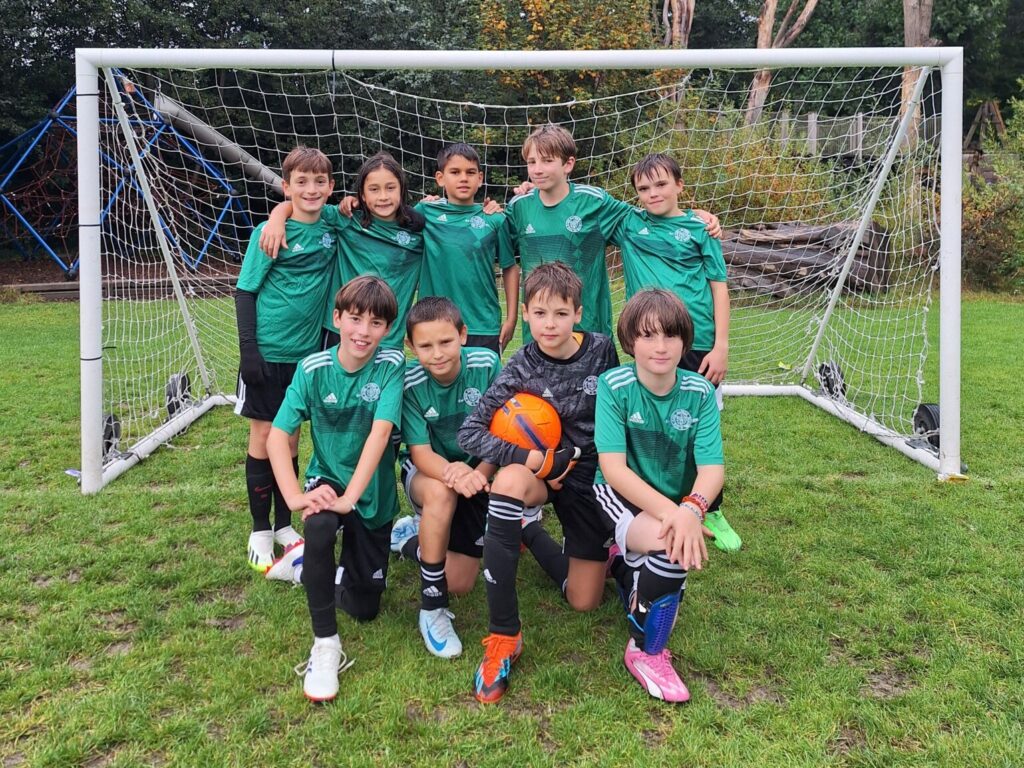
[
  {"x1": 338, "y1": 196, "x2": 359, "y2": 218},
  {"x1": 513, "y1": 180, "x2": 535, "y2": 197},
  {"x1": 693, "y1": 209, "x2": 722, "y2": 239},
  {"x1": 259, "y1": 219, "x2": 288, "y2": 258},
  {"x1": 482, "y1": 197, "x2": 503, "y2": 214}
]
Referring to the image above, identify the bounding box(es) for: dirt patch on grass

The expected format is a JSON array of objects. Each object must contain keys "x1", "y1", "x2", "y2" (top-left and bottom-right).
[
  {"x1": 98, "y1": 610, "x2": 138, "y2": 634},
  {"x1": 105, "y1": 640, "x2": 133, "y2": 656},
  {"x1": 3, "y1": 753, "x2": 27, "y2": 767},
  {"x1": 197, "y1": 584, "x2": 247, "y2": 606},
  {"x1": 831, "y1": 726, "x2": 866, "y2": 754},
  {"x1": 205, "y1": 615, "x2": 246, "y2": 630},
  {"x1": 82, "y1": 752, "x2": 116, "y2": 768},
  {"x1": 863, "y1": 666, "x2": 913, "y2": 699},
  {"x1": 691, "y1": 673, "x2": 786, "y2": 709},
  {"x1": 69, "y1": 656, "x2": 94, "y2": 672},
  {"x1": 641, "y1": 706, "x2": 673, "y2": 747},
  {"x1": 32, "y1": 575, "x2": 54, "y2": 588}
]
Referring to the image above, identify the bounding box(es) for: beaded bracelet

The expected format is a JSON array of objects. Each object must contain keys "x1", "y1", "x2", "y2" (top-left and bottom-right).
[
  {"x1": 682, "y1": 493, "x2": 709, "y2": 515},
  {"x1": 680, "y1": 501, "x2": 704, "y2": 523}
]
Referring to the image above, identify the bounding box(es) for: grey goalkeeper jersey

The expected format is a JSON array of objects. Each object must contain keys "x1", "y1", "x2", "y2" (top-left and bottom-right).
[{"x1": 457, "y1": 332, "x2": 619, "y2": 486}]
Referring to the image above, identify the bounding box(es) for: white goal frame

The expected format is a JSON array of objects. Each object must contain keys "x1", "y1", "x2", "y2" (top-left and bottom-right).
[{"x1": 75, "y1": 47, "x2": 964, "y2": 493}]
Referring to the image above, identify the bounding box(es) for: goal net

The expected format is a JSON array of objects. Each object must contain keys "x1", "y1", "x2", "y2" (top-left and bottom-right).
[{"x1": 75, "y1": 49, "x2": 964, "y2": 492}]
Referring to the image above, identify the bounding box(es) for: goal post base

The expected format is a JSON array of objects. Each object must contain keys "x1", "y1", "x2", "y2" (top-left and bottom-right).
[
  {"x1": 86, "y1": 395, "x2": 234, "y2": 494},
  {"x1": 721, "y1": 384, "x2": 963, "y2": 479}
]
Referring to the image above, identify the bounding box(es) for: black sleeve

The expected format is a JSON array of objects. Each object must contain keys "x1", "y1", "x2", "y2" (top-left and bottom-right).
[
  {"x1": 457, "y1": 351, "x2": 532, "y2": 467},
  {"x1": 234, "y1": 289, "x2": 258, "y2": 348}
]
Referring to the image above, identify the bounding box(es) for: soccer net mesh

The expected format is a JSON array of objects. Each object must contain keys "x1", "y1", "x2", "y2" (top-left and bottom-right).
[{"x1": 89, "y1": 60, "x2": 944, "y2": 482}]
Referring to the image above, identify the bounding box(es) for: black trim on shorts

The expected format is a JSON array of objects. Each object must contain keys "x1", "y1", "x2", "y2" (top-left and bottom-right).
[{"x1": 464, "y1": 334, "x2": 500, "y2": 355}]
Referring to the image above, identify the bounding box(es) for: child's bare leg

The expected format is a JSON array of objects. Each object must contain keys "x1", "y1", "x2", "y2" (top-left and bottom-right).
[
  {"x1": 565, "y1": 558, "x2": 606, "y2": 612},
  {"x1": 446, "y1": 551, "x2": 480, "y2": 595},
  {"x1": 408, "y1": 473, "x2": 457, "y2": 611}
]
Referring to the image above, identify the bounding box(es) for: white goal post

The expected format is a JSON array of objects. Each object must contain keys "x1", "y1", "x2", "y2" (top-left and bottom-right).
[{"x1": 75, "y1": 47, "x2": 964, "y2": 493}]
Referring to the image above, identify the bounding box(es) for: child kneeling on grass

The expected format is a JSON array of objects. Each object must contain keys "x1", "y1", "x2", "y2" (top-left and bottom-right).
[
  {"x1": 594, "y1": 289, "x2": 723, "y2": 702},
  {"x1": 266, "y1": 276, "x2": 405, "y2": 702}
]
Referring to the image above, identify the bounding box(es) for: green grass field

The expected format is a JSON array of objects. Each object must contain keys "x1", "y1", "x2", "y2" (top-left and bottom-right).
[{"x1": 1, "y1": 296, "x2": 1021, "y2": 767}]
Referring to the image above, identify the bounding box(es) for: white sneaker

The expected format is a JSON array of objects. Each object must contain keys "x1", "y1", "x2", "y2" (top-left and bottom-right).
[
  {"x1": 266, "y1": 541, "x2": 304, "y2": 584},
  {"x1": 295, "y1": 635, "x2": 354, "y2": 702},
  {"x1": 390, "y1": 515, "x2": 419, "y2": 554},
  {"x1": 273, "y1": 524, "x2": 303, "y2": 549},
  {"x1": 247, "y1": 530, "x2": 274, "y2": 573},
  {"x1": 418, "y1": 608, "x2": 463, "y2": 659}
]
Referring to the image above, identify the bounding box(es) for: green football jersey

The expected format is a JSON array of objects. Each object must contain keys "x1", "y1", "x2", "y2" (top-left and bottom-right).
[
  {"x1": 401, "y1": 346, "x2": 502, "y2": 465},
  {"x1": 236, "y1": 218, "x2": 336, "y2": 362},
  {"x1": 415, "y1": 200, "x2": 516, "y2": 336},
  {"x1": 320, "y1": 207, "x2": 425, "y2": 348},
  {"x1": 505, "y1": 184, "x2": 632, "y2": 339},
  {"x1": 611, "y1": 209, "x2": 727, "y2": 351},
  {"x1": 273, "y1": 346, "x2": 406, "y2": 530},
  {"x1": 594, "y1": 364, "x2": 723, "y2": 501}
]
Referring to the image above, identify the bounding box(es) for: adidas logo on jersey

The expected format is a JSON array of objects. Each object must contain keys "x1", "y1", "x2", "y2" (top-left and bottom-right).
[
  {"x1": 525, "y1": 224, "x2": 536, "y2": 234},
  {"x1": 292, "y1": 243, "x2": 305, "y2": 252},
  {"x1": 422, "y1": 585, "x2": 443, "y2": 598},
  {"x1": 542, "y1": 388, "x2": 554, "y2": 398},
  {"x1": 437, "y1": 213, "x2": 448, "y2": 222},
  {"x1": 483, "y1": 569, "x2": 497, "y2": 584},
  {"x1": 638, "y1": 227, "x2": 650, "y2": 235},
  {"x1": 323, "y1": 392, "x2": 338, "y2": 404},
  {"x1": 629, "y1": 412, "x2": 645, "y2": 424},
  {"x1": 423, "y1": 406, "x2": 439, "y2": 418},
  {"x1": 372, "y1": 569, "x2": 384, "y2": 580},
  {"x1": 475, "y1": 535, "x2": 485, "y2": 546}
]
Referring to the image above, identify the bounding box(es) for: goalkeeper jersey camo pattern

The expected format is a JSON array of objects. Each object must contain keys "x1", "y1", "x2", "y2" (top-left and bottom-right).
[
  {"x1": 415, "y1": 200, "x2": 516, "y2": 336},
  {"x1": 320, "y1": 206, "x2": 425, "y2": 348},
  {"x1": 594, "y1": 365, "x2": 724, "y2": 502},
  {"x1": 458, "y1": 332, "x2": 619, "y2": 487},
  {"x1": 401, "y1": 346, "x2": 502, "y2": 465},
  {"x1": 273, "y1": 346, "x2": 405, "y2": 530},
  {"x1": 504, "y1": 184, "x2": 632, "y2": 339},
  {"x1": 610, "y1": 209, "x2": 727, "y2": 351},
  {"x1": 236, "y1": 218, "x2": 335, "y2": 362}
]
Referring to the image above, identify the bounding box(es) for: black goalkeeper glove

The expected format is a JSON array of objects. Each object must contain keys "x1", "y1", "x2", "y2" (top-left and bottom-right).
[
  {"x1": 534, "y1": 446, "x2": 581, "y2": 484},
  {"x1": 239, "y1": 342, "x2": 269, "y2": 387}
]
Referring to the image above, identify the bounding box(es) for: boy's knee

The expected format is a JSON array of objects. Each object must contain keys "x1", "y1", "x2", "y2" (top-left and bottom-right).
[
  {"x1": 566, "y1": 591, "x2": 603, "y2": 612},
  {"x1": 418, "y1": 478, "x2": 456, "y2": 513},
  {"x1": 336, "y1": 585, "x2": 382, "y2": 622},
  {"x1": 303, "y1": 513, "x2": 339, "y2": 548},
  {"x1": 491, "y1": 464, "x2": 534, "y2": 496}
]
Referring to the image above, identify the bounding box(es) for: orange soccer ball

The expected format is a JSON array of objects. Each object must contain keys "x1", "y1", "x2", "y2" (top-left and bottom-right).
[{"x1": 489, "y1": 392, "x2": 562, "y2": 451}]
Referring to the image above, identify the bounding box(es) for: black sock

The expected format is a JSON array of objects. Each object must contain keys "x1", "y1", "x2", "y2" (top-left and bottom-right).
[
  {"x1": 628, "y1": 553, "x2": 687, "y2": 647},
  {"x1": 245, "y1": 454, "x2": 274, "y2": 532},
  {"x1": 483, "y1": 493, "x2": 525, "y2": 635},
  {"x1": 271, "y1": 455, "x2": 299, "y2": 532},
  {"x1": 400, "y1": 535, "x2": 421, "y2": 562},
  {"x1": 522, "y1": 521, "x2": 569, "y2": 595},
  {"x1": 419, "y1": 558, "x2": 449, "y2": 611}
]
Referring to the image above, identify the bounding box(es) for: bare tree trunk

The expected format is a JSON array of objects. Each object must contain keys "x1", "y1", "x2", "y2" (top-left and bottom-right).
[
  {"x1": 901, "y1": 0, "x2": 935, "y2": 147},
  {"x1": 662, "y1": 0, "x2": 695, "y2": 48},
  {"x1": 744, "y1": 0, "x2": 818, "y2": 126}
]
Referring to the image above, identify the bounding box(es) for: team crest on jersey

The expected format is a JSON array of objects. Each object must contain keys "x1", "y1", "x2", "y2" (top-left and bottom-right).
[
  {"x1": 470, "y1": 215, "x2": 485, "y2": 229},
  {"x1": 461, "y1": 387, "x2": 482, "y2": 407},
  {"x1": 395, "y1": 231, "x2": 412, "y2": 246},
  {"x1": 674, "y1": 228, "x2": 692, "y2": 243},
  {"x1": 360, "y1": 383, "x2": 381, "y2": 403},
  {"x1": 582, "y1": 375, "x2": 598, "y2": 396},
  {"x1": 670, "y1": 408, "x2": 693, "y2": 430},
  {"x1": 565, "y1": 215, "x2": 583, "y2": 233},
  {"x1": 320, "y1": 233, "x2": 335, "y2": 249}
]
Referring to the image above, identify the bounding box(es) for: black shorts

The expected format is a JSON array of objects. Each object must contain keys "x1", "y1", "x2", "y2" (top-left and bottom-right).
[
  {"x1": 546, "y1": 480, "x2": 614, "y2": 562},
  {"x1": 304, "y1": 478, "x2": 392, "y2": 622},
  {"x1": 400, "y1": 460, "x2": 487, "y2": 559},
  {"x1": 234, "y1": 362, "x2": 297, "y2": 421},
  {"x1": 464, "y1": 334, "x2": 500, "y2": 355},
  {"x1": 678, "y1": 349, "x2": 712, "y2": 378}
]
